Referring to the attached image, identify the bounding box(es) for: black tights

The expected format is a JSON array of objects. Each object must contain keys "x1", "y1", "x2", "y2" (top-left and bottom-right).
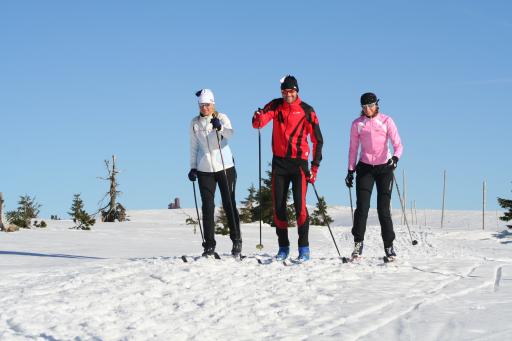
[
  {"x1": 352, "y1": 162, "x2": 396, "y2": 248},
  {"x1": 197, "y1": 167, "x2": 241, "y2": 249}
]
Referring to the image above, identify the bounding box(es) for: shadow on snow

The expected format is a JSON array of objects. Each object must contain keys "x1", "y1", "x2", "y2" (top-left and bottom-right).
[{"x1": 0, "y1": 250, "x2": 105, "y2": 259}]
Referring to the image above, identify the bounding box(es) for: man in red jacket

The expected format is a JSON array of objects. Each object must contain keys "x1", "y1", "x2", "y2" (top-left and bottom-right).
[{"x1": 252, "y1": 75, "x2": 323, "y2": 261}]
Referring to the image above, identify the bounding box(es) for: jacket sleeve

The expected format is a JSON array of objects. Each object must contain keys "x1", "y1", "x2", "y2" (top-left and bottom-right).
[
  {"x1": 387, "y1": 117, "x2": 403, "y2": 159},
  {"x1": 348, "y1": 120, "x2": 359, "y2": 171},
  {"x1": 308, "y1": 111, "x2": 323, "y2": 167},
  {"x1": 217, "y1": 113, "x2": 234, "y2": 139},
  {"x1": 252, "y1": 100, "x2": 276, "y2": 128},
  {"x1": 189, "y1": 119, "x2": 199, "y2": 169}
]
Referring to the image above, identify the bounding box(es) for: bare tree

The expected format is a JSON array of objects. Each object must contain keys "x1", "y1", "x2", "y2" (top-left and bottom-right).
[
  {"x1": 98, "y1": 155, "x2": 126, "y2": 222},
  {"x1": 0, "y1": 192, "x2": 5, "y2": 231}
]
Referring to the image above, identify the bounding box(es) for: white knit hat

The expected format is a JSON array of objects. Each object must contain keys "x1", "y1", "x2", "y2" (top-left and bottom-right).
[{"x1": 196, "y1": 89, "x2": 215, "y2": 104}]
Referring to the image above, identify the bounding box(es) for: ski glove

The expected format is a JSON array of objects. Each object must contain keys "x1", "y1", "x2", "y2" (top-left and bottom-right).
[
  {"x1": 307, "y1": 165, "x2": 319, "y2": 184},
  {"x1": 252, "y1": 109, "x2": 263, "y2": 128},
  {"x1": 345, "y1": 170, "x2": 355, "y2": 188},
  {"x1": 387, "y1": 156, "x2": 399, "y2": 169},
  {"x1": 188, "y1": 168, "x2": 198, "y2": 182},
  {"x1": 211, "y1": 117, "x2": 222, "y2": 131}
]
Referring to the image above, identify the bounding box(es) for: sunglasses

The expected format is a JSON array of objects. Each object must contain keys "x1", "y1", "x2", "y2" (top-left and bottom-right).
[
  {"x1": 281, "y1": 89, "x2": 296, "y2": 95},
  {"x1": 199, "y1": 103, "x2": 212, "y2": 108},
  {"x1": 361, "y1": 102, "x2": 377, "y2": 109}
]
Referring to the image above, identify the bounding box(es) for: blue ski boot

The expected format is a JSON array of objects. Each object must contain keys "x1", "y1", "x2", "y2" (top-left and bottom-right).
[
  {"x1": 276, "y1": 246, "x2": 290, "y2": 261},
  {"x1": 298, "y1": 246, "x2": 310, "y2": 262}
]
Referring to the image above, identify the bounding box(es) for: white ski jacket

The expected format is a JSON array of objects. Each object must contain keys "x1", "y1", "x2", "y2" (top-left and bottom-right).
[{"x1": 189, "y1": 112, "x2": 235, "y2": 173}]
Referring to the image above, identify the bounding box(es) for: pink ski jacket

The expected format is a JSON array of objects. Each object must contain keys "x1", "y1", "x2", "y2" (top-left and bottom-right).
[{"x1": 348, "y1": 113, "x2": 403, "y2": 171}]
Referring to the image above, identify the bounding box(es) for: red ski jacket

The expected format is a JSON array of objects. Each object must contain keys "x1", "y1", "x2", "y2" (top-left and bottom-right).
[{"x1": 252, "y1": 96, "x2": 323, "y2": 167}]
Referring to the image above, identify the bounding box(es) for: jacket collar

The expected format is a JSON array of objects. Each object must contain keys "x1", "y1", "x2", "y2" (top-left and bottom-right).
[
  {"x1": 198, "y1": 111, "x2": 218, "y2": 119},
  {"x1": 362, "y1": 111, "x2": 380, "y2": 120},
  {"x1": 282, "y1": 96, "x2": 302, "y2": 109}
]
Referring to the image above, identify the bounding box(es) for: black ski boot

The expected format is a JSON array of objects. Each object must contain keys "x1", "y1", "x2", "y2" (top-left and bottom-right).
[
  {"x1": 231, "y1": 240, "x2": 242, "y2": 257},
  {"x1": 202, "y1": 246, "x2": 216, "y2": 258},
  {"x1": 351, "y1": 241, "x2": 364, "y2": 259},
  {"x1": 384, "y1": 245, "x2": 397, "y2": 263}
]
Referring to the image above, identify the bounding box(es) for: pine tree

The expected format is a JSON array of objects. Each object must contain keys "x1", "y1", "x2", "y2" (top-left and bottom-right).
[
  {"x1": 253, "y1": 163, "x2": 296, "y2": 227},
  {"x1": 69, "y1": 194, "x2": 85, "y2": 219},
  {"x1": 497, "y1": 184, "x2": 512, "y2": 224},
  {"x1": 239, "y1": 184, "x2": 257, "y2": 223},
  {"x1": 185, "y1": 217, "x2": 198, "y2": 234},
  {"x1": 310, "y1": 196, "x2": 333, "y2": 226},
  {"x1": 286, "y1": 201, "x2": 297, "y2": 225},
  {"x1": 68, "y1": 194, "x2": 96, "y2": 230},
  {"x1": 215, "y1": 206, "x2": 230, "y2": 235},
  {"x1": 6, "y1": 195, "x2": 41, "y2": 228}
]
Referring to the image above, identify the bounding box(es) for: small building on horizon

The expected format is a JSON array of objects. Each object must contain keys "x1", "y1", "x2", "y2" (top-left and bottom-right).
[{"x1": 168, "y1": 197, "x2": 180, "y2": 209}]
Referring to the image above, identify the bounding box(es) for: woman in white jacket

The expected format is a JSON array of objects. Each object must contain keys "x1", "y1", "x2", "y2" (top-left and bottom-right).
[{"x1": 188, "y1": 89, "x2": 242, "y2": 257}]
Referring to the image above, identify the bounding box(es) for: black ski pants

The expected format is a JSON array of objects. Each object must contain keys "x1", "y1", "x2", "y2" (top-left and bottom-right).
[
  {"x1": 272, "y1": 156, "x2": 309, "y2": 248},
  {"x1": 197, "y1": 167, "x2": 241, "y2": 250},
  {"x1": 352, "y1": 162, "x2": 395, "y2": 248}
]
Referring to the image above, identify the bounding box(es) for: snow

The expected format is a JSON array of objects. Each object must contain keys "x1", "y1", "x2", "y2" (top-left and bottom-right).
[{"x1": 1, "y1": 208, "x2": 511, "y2": 340}]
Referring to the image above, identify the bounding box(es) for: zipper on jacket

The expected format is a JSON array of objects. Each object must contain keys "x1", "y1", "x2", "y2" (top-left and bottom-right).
[{"x1": 202, "y1": 115, "x2": 216, "y2": 172}]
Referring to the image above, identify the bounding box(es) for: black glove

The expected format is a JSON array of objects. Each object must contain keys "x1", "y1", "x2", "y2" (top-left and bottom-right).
[
  {"x1": 211, "y1": 117, "x2": 222, "y2": 131},
  {"x1": 387, "y1": 156, "x2": 399, "y2": 169},
  {"x1": 345, "y1": 170, "x2": 355, "y2": 188},
  {"x1": 253, "y1": 108, "x2": 263, "y2": 128},
  {"x1": 188, "y1": 168, "x2": 197, "y2": 182}
]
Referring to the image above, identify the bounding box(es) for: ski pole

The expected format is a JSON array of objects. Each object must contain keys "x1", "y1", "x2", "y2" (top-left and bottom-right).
[
  {"x1": 256, "y1": 127, "x2": 263, "y2": 250},
  {"x1": 311, "y1": 183, "x2": 341, "y2": 257},
  {"x1": 348, "y1": 187, "x2": 354, "y2": 226},
  {"x1": 192, "y1": 181, "x2": 204, "y2": 242},
  {"x1": 393, "y1": 173, "x2": 418, "y2": 245},
  {"x1": 214, "y1": 129, "x2": 239, "y2": 244}
]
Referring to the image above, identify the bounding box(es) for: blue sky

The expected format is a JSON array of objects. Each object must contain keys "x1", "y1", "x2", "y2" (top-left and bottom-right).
[{"x1": 1, "y1": 0, "x2": 511, "y2": 217}]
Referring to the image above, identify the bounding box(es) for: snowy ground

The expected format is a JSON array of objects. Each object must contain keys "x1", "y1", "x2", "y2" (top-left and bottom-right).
[{"x1": 1, "y1": 208, "x2": 511, "y2": 340}]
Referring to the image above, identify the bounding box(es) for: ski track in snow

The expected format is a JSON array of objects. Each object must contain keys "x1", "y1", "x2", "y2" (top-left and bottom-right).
[{"x1": 1, "y1": 209, "x2": 511, "y2": 340}]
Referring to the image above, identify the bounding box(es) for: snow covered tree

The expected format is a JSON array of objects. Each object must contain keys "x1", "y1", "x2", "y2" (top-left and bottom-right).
[
  {"x1": 69, "y1": 194, "x2": 96, "y2": 230},
  {"x1": 239, "y1": 184, "x2": 257, "y2": 223},
  {"x1": 6, "y1": 195, "x2": 41, "y2": 228},
  {"x1": 310, "y1": 196, "x2": 333, "y2": 226},
  {"x1": 497, "y1": 185, "x2": 512, "y2": 225}
]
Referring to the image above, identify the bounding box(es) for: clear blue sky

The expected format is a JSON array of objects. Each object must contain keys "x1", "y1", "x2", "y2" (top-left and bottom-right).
[{"x1": 1, "y1": 0, "x2": 511, "y2": 217}]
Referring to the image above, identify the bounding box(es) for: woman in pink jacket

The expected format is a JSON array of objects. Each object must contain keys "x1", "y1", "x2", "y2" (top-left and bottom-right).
[{"x1": 345, "y1": 92, "x2": 403, "y2": 260}]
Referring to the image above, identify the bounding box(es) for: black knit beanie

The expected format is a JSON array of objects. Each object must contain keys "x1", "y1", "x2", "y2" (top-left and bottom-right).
[{"x1": 280, "y1": 75, "x2": 299, "y2": 92}]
